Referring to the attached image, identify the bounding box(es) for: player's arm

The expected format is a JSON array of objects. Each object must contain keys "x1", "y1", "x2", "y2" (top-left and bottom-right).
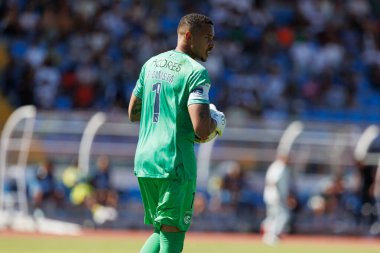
[
  {"x1": 128, "y1": 94, "x2": 142, "y2": 122},
  {"x1": 188, "y1": 103, "x2": 216, "y2": 139}
]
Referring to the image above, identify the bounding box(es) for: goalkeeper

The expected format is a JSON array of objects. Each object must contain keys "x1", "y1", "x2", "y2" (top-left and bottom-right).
[{"x1": 128, "y1": 13, "x2": 226, "y2": 253}]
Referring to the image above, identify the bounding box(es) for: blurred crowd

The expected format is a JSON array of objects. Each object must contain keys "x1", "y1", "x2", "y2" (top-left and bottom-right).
[
  {"x1": 0, "y1": 0, "x2": 380, "y2": 121},
  {"x1": 15, "y1": 155, "x2": 119, "y2": 226}
]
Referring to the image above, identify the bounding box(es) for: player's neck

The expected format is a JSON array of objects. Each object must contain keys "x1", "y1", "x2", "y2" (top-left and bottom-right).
[{"x1": 175, "y1": 44, "x2": 194, "y2": 59}]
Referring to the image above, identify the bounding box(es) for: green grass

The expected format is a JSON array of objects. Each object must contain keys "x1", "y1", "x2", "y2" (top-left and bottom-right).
[{"x1": 0, "y1": 232, "x2": 378, "y2": 253}]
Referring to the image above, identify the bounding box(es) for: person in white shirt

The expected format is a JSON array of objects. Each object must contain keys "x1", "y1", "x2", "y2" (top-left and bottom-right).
[{"x1": 262, "y1": 155, "x2": 291, "y2": 245}]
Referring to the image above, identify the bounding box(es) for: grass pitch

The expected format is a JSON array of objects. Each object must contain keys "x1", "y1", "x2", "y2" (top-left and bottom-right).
[{"x1": 0, "y1": 230, "x2": 378, "y2": 253}]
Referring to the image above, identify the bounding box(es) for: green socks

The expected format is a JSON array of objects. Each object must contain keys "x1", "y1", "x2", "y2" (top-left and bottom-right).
[
  {"x1": 159, "y1": 231, "x2": 185, "y2": 253},
  {"x1": 140, "y1": 230, "x2": 160, "y2": 253},
  {"x1": 140, "y1": 230, "x2": 186, "y2": 253}
]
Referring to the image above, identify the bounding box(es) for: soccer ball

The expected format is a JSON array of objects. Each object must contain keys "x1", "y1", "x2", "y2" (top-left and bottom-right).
[{"x1": 194, "y1": 130, "x2": 218, "y2": 143}]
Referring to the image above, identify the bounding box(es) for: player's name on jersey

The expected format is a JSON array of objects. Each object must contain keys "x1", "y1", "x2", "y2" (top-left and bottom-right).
[
  {"x1": 147, "y1": 70, "x2": 175, "y2": 84},
  {"x1": 153, "y1": 59, "x2": 182, "y2": 72}
]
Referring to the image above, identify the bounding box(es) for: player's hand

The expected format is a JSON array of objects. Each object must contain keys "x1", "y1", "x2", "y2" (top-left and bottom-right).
[{"x1": 210, "y1": 104, "x2": 226, "y2": 136}]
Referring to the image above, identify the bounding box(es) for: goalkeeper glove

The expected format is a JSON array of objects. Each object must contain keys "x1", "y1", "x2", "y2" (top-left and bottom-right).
[{"x1": 210, "y1": 103, "x2": 226, "y2": 136}]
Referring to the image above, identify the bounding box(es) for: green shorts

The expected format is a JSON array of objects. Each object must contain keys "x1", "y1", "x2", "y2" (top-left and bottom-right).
[{"x1": 137, "y1": 177, "x2": 196, "y2": 232}]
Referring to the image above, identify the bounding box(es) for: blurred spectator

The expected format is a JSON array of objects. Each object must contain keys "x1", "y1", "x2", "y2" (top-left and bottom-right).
[
  {"x1": 219, "y1": 161, "x2": 246, "y2": 211},
  {"x1": 320, "y1": 173, "x2": 346, "y2": 214},
  {"x1": 207, "y1": 161, "x2": 247, "y2": 213},
  {"x1": 368, "y1": 65, "x2": 380, "y2": 92},
  {"x1": 2, "y1": 176, "x2": 18, "y2": 212},
  {"x1": 67, "y1": 155, "x2": 118, "y2": 225},
  {"x1": 33, "y1": 56, "x2": 60, "y2": 109},
  {"x1": 207, "y1": 160, "x2": 257, "y2": 232},
  {"x1": 90, "y1": 155, "x2": 118, "y2": 209},
  {"x1": 355, "y1": 161, "x2": 378, "y2": 229},
  {"x1": 307, "y1": 169, "x2": 361, "y2": 233},
  {"x1": 61, "y1": 157, "x2": 81, "y2": 198},
  {"x1": 193, "y1": 192, "x2": 208, "y2": 217},
  {"x1": 27, "y1": 159, "x2": 64, "y2": 217}
]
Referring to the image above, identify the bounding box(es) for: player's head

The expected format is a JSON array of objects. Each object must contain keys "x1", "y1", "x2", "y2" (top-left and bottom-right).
[{"x1": 177, "y1": 13, "x2": 214, "y2": 62}]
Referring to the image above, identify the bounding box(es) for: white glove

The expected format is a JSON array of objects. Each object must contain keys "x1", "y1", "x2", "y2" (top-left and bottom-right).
[{"x1": 210, "y1": 104, "x2": 226, "y2": 136}]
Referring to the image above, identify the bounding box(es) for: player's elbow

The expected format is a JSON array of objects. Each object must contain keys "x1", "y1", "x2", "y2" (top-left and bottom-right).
[
  {"x1": 129, "y1": 117, "x2": 136, "y2": 122},
  {"x1": 128, "y1": 96, "x2": 142, "y2": 122},
  {"x1": 194, "y1": 126, "x2": 212, "y2": 139},
  {"x1": 128, "y1": 114, "x2": 140, "y2": 122},
  {"x1": 193, "y1": 118, "x2": 216, "y2": 139},
  {"x1": 195, "y1": 131, "x2": 209, "y2": 140}
]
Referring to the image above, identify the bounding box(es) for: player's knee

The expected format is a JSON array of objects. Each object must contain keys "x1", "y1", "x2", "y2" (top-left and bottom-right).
[{"x1": 161, "y1": 224, "x2": 180, "y2": 232}]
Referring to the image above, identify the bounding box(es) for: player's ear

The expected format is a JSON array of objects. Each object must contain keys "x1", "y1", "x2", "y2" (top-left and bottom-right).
[{"x1": 185, "y1": 31, "x2": 192, "y2": 41}]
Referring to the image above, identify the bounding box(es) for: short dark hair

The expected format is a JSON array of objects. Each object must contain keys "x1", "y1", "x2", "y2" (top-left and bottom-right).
[{"x1": 177, "y1": 13, "x2": 213, "y2": 32}]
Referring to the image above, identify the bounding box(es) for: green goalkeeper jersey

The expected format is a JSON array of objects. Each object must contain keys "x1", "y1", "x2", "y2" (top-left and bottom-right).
[{"x1": 133, "y1": 50, "x2": 211, "y2": 180}]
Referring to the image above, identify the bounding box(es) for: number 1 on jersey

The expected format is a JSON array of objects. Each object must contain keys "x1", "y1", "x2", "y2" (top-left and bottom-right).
[{"x1": 152, "y1": 82, "x2": 161, "y2": 123}]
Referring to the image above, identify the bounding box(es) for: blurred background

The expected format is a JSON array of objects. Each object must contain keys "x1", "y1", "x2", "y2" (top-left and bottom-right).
[{"x1": 0, "y1": 0, "x2": 380, "y2": 238}]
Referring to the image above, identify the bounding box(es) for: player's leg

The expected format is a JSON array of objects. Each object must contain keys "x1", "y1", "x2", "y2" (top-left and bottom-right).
[
  {"x1": 273, "y1": 205, "x2": 290, "y2": 238},
  {"x1": 160, "y1": 226, "x2": 185, "y2": 253},
  {"x1": 140, "y1": 228, "x2": 160, "y2": 253},
  {"x1": 156, "y1": 178, "x2": 196, "y2": 253},
  {"x1": 262, "y1": 204, "x2": 278, "y2": 245},
  {"x1": 138, "y1": 178, "x2": 161, "y2": 253}
]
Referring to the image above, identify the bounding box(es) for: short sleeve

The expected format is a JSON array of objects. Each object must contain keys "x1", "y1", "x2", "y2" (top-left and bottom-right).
[
  {"x1": 133, "y1": 64, "x2": 146, "y2": 99},
  {"x1": 187, "y1": 68, "x2": 211, "y2": 106}
]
